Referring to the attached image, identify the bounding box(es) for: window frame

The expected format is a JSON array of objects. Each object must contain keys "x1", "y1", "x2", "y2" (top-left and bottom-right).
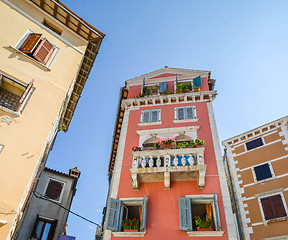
[
  {"x1": 179, "y1": 193, "x2": 223, "y2": 235},
  {"x1": 258, "y1": 192, "x2": 288, "y2": 222},
  {"x1": 106, "y1": 195, "x2": 147, "y2": 234},
  {"x1": 174, "y1": 106, "x2": 197, "y2": 122},
  {"x1": 252, "y1": 162, "x2": 274, "y2": 182},
  {"x1": 0, "y1": 72, "x2": 34, "y2": 115},
  {"x1": 30, "y1": 215, "x2": 57, "y2": 240},
  {"x1": 43, "y1": 178, "x2": 66, "y2": 203},
  {"x1": 14, "y1": 30, "x2": 58, "y2": 68},
  {"x1": 140, "y1": 109, "x2": 161, "y2": 125},
  {"x1": 245, "y1": 137, "x2": 264, "y2": 151}
]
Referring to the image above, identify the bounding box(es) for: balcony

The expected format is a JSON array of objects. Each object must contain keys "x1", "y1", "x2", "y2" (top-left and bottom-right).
[{"x1": 130, "y1": 147, "x2": 206, "y2": 190}]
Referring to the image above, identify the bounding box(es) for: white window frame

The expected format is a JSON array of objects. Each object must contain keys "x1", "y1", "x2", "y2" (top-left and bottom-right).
[
  {"x1": 139, "y1": 109, "x2": 162, "y2": 126},
  {"x1": 256, "y1": 189, "x2": 288, "y2": 224},
  {"x1": 251, "y1": 162, "x2": 274, "y2": 183},
  {"x1": 174, "y1": 106, "x2": 198, "y2": 123},
  {"x1": 43, "y1": 177, "x2": 66, "y2": 203},
  {"x1": 244, "y1": 137, "x2": 265, "y2": 152},
  {"x1": 10, "y1": 30, "x2": 59, "y2": 69}
]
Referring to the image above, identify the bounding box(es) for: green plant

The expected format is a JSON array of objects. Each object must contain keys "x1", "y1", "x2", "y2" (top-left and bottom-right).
[
  {"x1": 59, "y1": 123, "x2": 67, "y2": 131},
  {"x1": 195, "y1": 138, "x2": 205, "y2": 146},
  {"x1": 194, "y1": 216, "x2": 212, "y2": 229},
  {"x1": 163, "y1": 88, "x2": 173, "y2": 95},
  {"x1": 122, "y1": 218, "x2": 140, "y2": 230},
  {"x1": 153, "y1": 137, "x2": 176, "y2": 149}
]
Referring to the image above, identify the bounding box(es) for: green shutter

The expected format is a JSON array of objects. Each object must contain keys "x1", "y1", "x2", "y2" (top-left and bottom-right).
[
  {"x1": 193, "y1": 76, "x2": 202, "y2": 88},
  {"x1": 140, "y1": 194, "x2": 148, "y2": 232},
  {"x1": 179, "y1": 197, "x2": 192, "y2": 230},
  {"x1": 106, "y1": 198, "x2": 122, "y2": 231},
  {"x1": 159, "y1": 82, "x2": 167, "y2": 93},
  {"x1": 213, "y1": 192, "x2": 221, "y2": 231}
]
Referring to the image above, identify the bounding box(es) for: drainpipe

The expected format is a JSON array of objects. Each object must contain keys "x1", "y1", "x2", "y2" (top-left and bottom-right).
[{"x1": 224, "y1": 149, "x2": 243, "y2": 240}]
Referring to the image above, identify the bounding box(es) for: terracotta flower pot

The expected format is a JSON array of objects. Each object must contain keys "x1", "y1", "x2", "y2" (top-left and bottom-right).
[
  {"x1": 124, "y1": 229, "x2": 139, "y2": 232},
  {"x1": 162, "y1": 143, "x2": 172, "y2": 149},
  {"x1": 196, "y1": 226, "x2": 213, "y2": 231}
]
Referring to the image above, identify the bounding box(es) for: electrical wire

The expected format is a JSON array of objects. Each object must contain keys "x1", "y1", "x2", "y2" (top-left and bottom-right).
[{"x1": 33, "y1": 191, "x2": 100, "y2": 226}]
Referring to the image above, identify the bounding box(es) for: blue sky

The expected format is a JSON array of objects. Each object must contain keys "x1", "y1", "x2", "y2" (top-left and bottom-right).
[{"x1": 47, "y1": 1, "x2": 288, "y2": 239}]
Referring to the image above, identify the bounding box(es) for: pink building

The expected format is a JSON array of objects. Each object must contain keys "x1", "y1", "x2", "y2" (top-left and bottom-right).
[{"x1": 102, "y1": 67, "x2": 237, "y2": 240}]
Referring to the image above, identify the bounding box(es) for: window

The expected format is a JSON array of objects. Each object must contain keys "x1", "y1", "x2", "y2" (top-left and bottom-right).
[
  {"x1": 175, "y1": 106, "x2": 196, "y2": 120},
  {"x1": 175, "y1": 76, "x2": 202, "y2": 93},
  {"x1": 0, "y1": 73, "x2": 34, "y2": 112},
  {"x1": 260, "y1": 194, "x2": 287, "y2": 220},
  {"x1": 179, "y1": 193, "x2": 221, "y2": 232},
  {"x1": 245, "y1": 137, "x2": 263, "y2": 151},
  {"x1": 44, "y1": 179, "x2": 64, "y2": 202},
  {"x1": 141, "y1": 110, "x2": 160, "y2": 123},
  {"x1": 254, "y1": 163, "x2": 272, "y2": 181},
  {"x1": 16, "y1": 31, "x2": 57, "y2": 66},
  {"x1": 106, "y1": 196, "x2": 147, "y2": 232},
  {"x1": 31, "y1": 215, "x2": 57, "y2": 240},
  {"x1": 143, "y1": 82, "x2": 167, "y2": 96}
]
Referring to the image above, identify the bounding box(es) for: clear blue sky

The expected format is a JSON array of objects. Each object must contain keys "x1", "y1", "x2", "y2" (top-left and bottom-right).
[{"x1": 47, "y1": 1, "x2": 288, "y2": 239}]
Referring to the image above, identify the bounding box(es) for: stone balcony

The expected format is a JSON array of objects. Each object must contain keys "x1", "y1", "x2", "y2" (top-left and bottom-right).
[{"x1": 130, "y1": 147, "x2": 206, "y2": 190}]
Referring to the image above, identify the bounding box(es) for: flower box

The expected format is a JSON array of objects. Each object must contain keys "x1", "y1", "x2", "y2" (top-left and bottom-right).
[
  {"x1": 123, "y1": 229, "x2": 139, "y2": 232},
  {"x1": 197, "y1": 226, "x2": 213, "y2": 231}
]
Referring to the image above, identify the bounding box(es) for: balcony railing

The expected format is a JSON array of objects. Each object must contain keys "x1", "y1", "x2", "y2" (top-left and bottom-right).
[{"x1": 130, "y1": 147, "x2": 206, "y2": 190}]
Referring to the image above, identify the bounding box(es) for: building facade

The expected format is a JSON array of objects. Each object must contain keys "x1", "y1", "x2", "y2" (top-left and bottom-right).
[
  {"x1": 223, "y1": 116, "x2": 288, "y2": 240},
  {"x1": 102, "y1": 67, "x2": 237, "y2": 240},
  {"x1": 16, "y1": 167, "x2": 80, "y2": 240},
  {"x1": 0, "y1": 1, "x2": 104, "y2": 239}
]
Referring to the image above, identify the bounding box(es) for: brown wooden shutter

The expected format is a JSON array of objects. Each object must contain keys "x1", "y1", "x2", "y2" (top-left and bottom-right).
[
  {"x1": 33, "y1": 38, "x2": 54, "y2": 64},
  {"x1": 261, "y1": 195, "x2": 286, "y2": 220},
  {"x1": 272, "y1": 195, "x2": 287, "y2": 218},
  {"x1": 16, "y1": 79, "x2": 34, "y2": 111},
  {"x1": 45, "y1": 180, "x2": 63, "y2": 201},
  {"x1": 19, "y1": 33, "x2": 42, "y2": 53}
]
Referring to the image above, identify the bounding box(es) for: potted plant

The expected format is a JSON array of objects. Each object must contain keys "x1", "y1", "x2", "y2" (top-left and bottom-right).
[
  {"x1": 154, "y1": 137, "x2": 176, "y2": 149},
  {"x1": 122, "y1": 218, "x2": 140, "y2": 232},
  {"x1": 132, "y1": 146, "x2": 142, "y2": 151},
  {"x1": 194, "y1": 216, "x2": 213, "y2": 231}
]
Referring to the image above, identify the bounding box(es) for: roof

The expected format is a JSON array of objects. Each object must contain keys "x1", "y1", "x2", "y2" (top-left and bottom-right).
[{"x1": 44, "y1": 167, "x2": 75, "y2": 179}]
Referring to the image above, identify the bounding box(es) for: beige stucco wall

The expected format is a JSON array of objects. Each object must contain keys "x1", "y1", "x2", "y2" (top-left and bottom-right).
[{"x1": 0, "y1": 1, "x2": 87, "y2": 239}]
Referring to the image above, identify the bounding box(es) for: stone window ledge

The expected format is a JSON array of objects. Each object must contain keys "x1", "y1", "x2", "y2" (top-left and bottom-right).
[
  {"x1": 9, "y1": 46, "x2": 51, "y2": 71},
  {"x1": 173, "y1": 118, "x2": 199, "y2": 123},
  {"x1": 138, "y1": 121, "x2": 162, "y2": 126},
  {"x1": 264, "y1": 216, "x2": 288, "y2": 225},
  {"x1": 112, "y1": 231, "x2": 146, "y2": 237},
  {"x1": 187, "y1": 231, "x2": 224, "y2": 237}
]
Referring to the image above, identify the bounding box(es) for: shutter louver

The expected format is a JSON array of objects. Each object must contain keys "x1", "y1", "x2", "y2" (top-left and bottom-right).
[
  {"x1": 45, "y1": 180, "x2": 63, "y2": 201},
  {"x1": 143, "y1": 111, "x2": 150, "y2": 123},
  {"x1": 186, "y1": 107, "x2": 195, "y2": 119},
  {"x1": 159, "y1": 82, "x2": 167, "y2": 93},
  {"x1": 273, "y1": 195, "x2": 287, "y2": 218},
  {"x1": 16, "y1": 79, "x2": 34, "y2": 111},
  {"x1": 177, "y1": 108, "x2": 185, "y2": 120},
  {"x1": 261, "y1": 197, "x2": 275, "y2": 220},
  {"x1": 106, "y1": 198, "x2": 122, "y2": 231},
  {"x1": 33, "y1": 38, "x2": 54, "y2": 64},
  {"x1": 261, "y1": 195, "x2": 286, "y2": 220},
  {"x1": 179, "y1": 197, "x2": 192, "y2": 230},
  {"x1": 213, "y1": 192, "x2": 221, "y2": 231},
  {"x1": 19, "y1": 33, "x2": 42, "y2": 53},
  {"x1": 140, "y1": 194, "x2": 148, "y2": 232},
  {"x1": 151, "y1": 110, "x2": 158, "y2": 122},
  {"x1": 192, "y1": 76, "x2": 202, "y2": 88}
]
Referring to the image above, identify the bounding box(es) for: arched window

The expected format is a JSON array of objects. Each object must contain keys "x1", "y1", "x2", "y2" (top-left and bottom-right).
[
  {"x1": 142, "y1": 136, "x2": 158, "y2": 149},
  {"x1": 175, "y1": 134, "x2": 192, "y2": 143}
]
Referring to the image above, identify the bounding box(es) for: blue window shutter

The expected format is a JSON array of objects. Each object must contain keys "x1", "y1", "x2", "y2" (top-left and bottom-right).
[
  {"x1": 193, "y1": 76, "x2": 202, "y2": 88},
  {"x1": 179, "y1": 197, "x2": 192, "y2": 230},
  {"x1": 106, "y1": 198, "x2": 122, "y2": 231},
  {"x1": 140, "y1": 194, "x2": 148, "y2": 232},
  {"x1": 213, "y1": 192, "x2": 221, "y2": 231},
  {"x1": 246, "y1": 138, "x2": 263, "y2": 150},
  {"x1": 159, "y1": 82, "x2": 167, "y2": 93},
  {"x1": 262, "y1": 163, "x2": 272, "y2": 179},
  {"x1": 254, "y1": 166, "x2": 263, "y2": 181}
]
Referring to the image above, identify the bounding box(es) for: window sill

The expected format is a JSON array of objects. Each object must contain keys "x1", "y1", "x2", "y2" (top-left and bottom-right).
[
  {"x1": 8, "y1": 46, "x2": 51, "y2": 71},
  {"x1": 0, "y1": 106, "x2": 20, "y2": 117},
  {"x1": 264, "y1": 216, "x2": 288, "y2": 225},
  {"x1": 187, "y1": 231, "x2": 224, "y2": 237},
  {"x1": 138, "y1": 121, "x2": 162, "y2": 126},
  {"x1": 112, "y1": 231, "x2": 146, "y2": 237},
  {"x1": 173, "y1": 118, "x2": 199, "y2": 123}
]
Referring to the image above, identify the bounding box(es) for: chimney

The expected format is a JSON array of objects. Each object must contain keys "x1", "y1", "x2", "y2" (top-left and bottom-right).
[{"x1": 69, "y1": 167, "x2": 81, "y2": 178}]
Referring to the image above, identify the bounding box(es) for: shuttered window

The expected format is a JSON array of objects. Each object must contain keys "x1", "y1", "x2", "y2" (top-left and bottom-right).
[
  {"x1": 261, "y1": 195, "x2": 287, "y2": 220},
  {"x1": 106, "y1": 196, "x2": 148, "y2": 232},
  {"x1": 245, "y1": 137, "x2": 264, "y2": 151},
  {"x1": 18, "y1": 33, "x2": 56, "y2": 65},
  {"x1": 141, "y1": 110, "x2": 160, "y2": 123},
  {"x1": 179, "y1": 197, "x2": 193, "y2": 230},
  {"x1": 176, "y1": 107, "x2": 195, "y2": 120},
  {"x1": 254, "y1": 163, "x2": 272, "y2": 181},
  {"x1": 192, "y1": 76, "x2": 202, "y2": 88},
  {"x1": 44, "y1": 179, "x2": 64, "y2": 202},
  {"x1": 159, "y1": 82, "x2": 167, "y2": 93},
  {"x1": 31, "y1": 215, "x2": 57, "y2": 240}
]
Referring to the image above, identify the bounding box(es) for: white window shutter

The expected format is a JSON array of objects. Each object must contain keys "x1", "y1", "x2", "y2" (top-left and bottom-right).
[
  {"x1": 140, "y1": 194, "x2": 148, "y2": 231},
  {"x1": 151, "y1": 110, "x2": 158, "y2": 122},
  {"x1": 143, "y1": 111, "x2": 150, "y2": 123},
  {"x1": 177, "y1": 108, "x2": 185, "y2": 120},
  {"x1": 186, "y1": 107, "x2": 195, "y2": 119},
  {"x1": 179, "y1": 197, "x2": 193, "y2": 230},
  {"x1": 106, "y1": 198, "x2": 122, "y2": 231}
]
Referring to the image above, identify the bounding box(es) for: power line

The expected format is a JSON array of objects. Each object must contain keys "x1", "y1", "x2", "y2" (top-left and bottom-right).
[{"x1": 33, "y1": 191, "x2": 100, "y2": 226}]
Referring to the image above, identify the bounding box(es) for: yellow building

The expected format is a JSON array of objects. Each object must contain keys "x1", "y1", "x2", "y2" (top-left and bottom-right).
[{"x1": 0, "y1": 0, "x2": 104, "y2": 239}]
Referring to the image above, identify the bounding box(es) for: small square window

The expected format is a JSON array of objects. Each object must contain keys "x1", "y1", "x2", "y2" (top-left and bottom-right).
[
  {"x1": 44, "y1": 179, "x2": 64, "y2": 202},
  {"x1": 254, "y1": 163, "x2": 272, "y2": 181},
  {"x1": 175, "y1": 107, "x2": 196, "y2": 120},
  {"x1": 260, "y1": 194, "x2": 287, "y2": 220},
  {"x1": 141, "y1": 110, "x2": 160, "y2": 123},
  {"x1": 245, "y1": 137, "x2": 263, "y2": 151}
]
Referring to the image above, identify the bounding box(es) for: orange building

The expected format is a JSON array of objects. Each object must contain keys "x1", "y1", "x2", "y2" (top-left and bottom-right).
[
  {"x1": 102, "y1": 67, "x2": 237, "y2": 240},
  {"x1": 223, "y1": 116, "x2": 288, "y2": 240}
]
